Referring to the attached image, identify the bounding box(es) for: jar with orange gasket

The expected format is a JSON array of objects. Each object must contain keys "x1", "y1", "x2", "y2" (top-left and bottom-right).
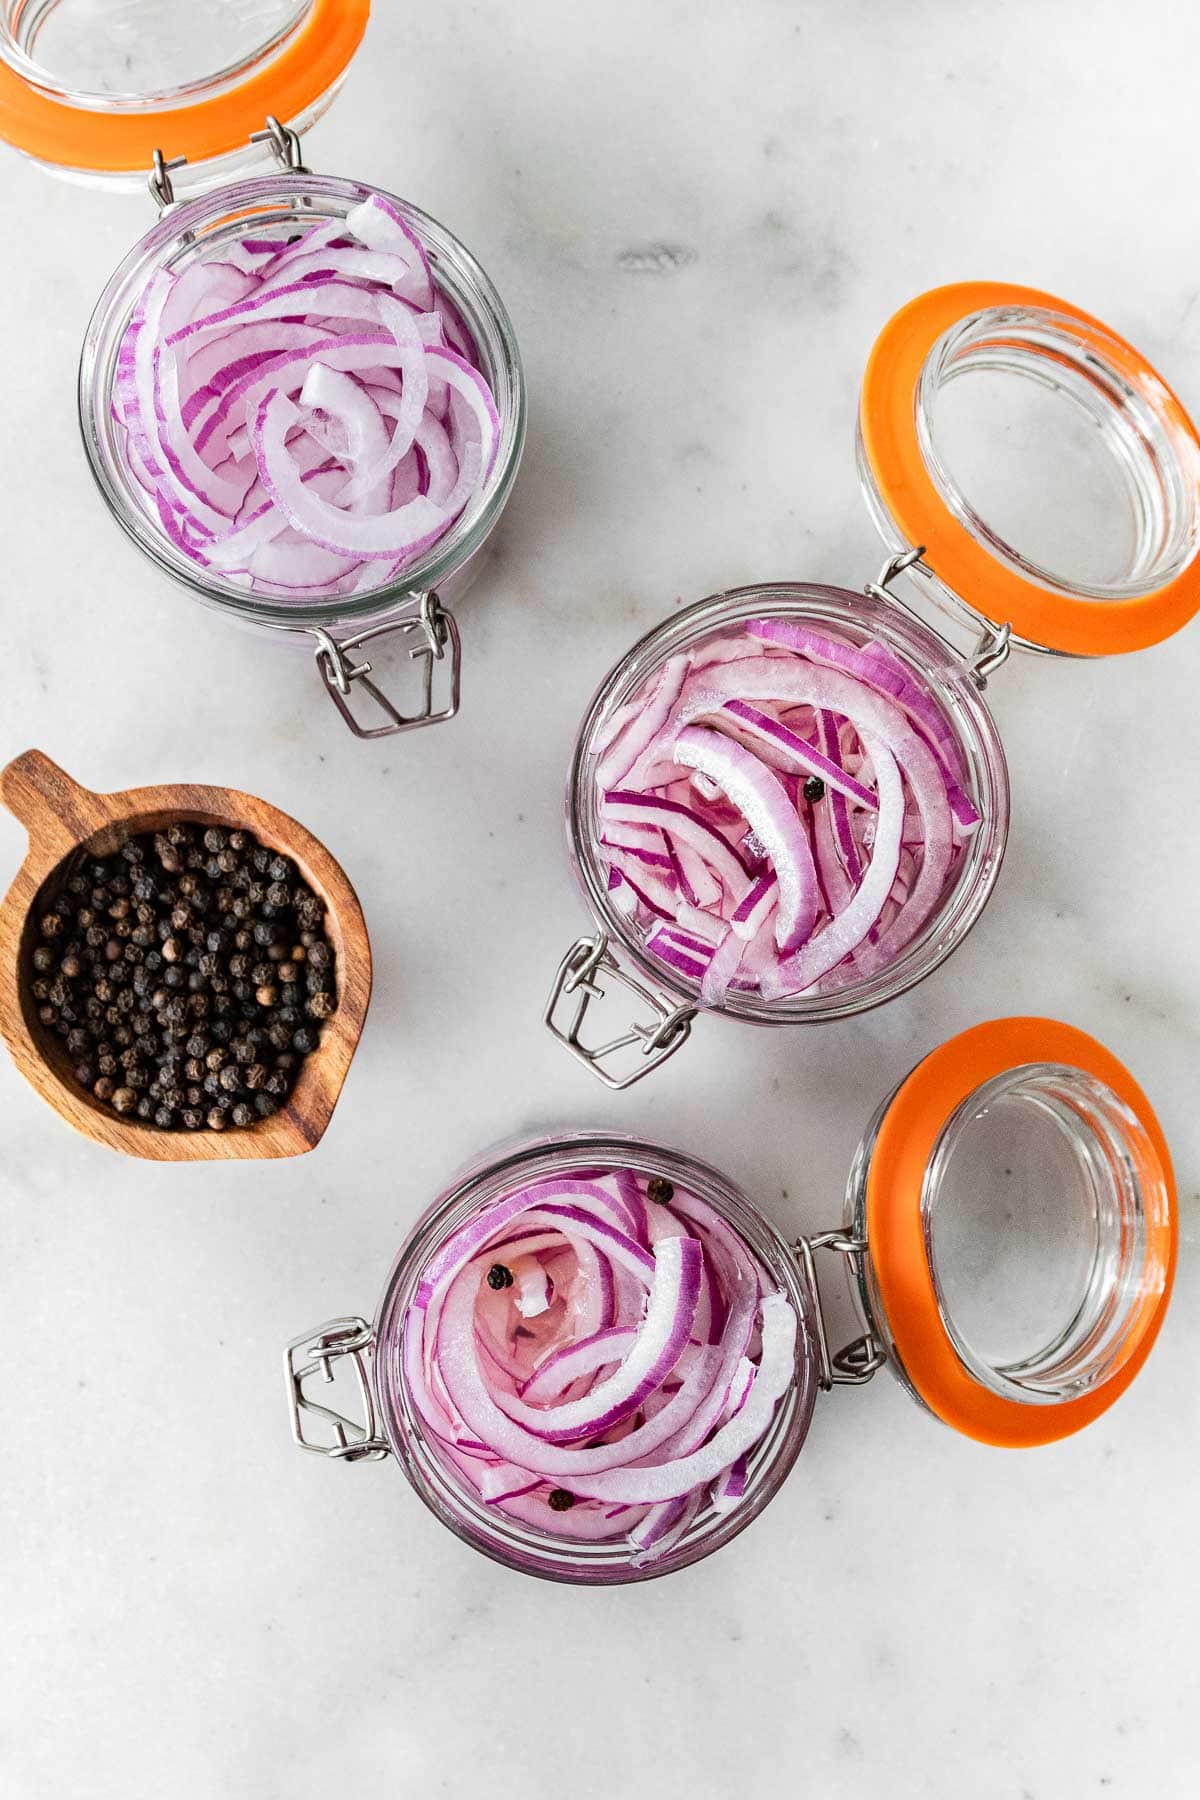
[
  {"x1": 544, "y1": 284, "x2": 1200, "y2": 1089},
  {"x1": 0, "y1": 1, "x2": 526, "y2": 740},
  {"x1": 286, "y1": 1018, "x2": 1175, "y2": 1585}
]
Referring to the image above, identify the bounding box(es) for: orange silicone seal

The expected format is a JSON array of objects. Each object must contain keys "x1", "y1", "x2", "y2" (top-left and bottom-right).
[
  {"x1": 0, "y1": 0, "x2": 369, "y2": 173},
  {"x1": 859, "y1": 281, "x2": 1200, "y2": 656},
  {"x1": 865, "y1": 1017, "x2": 1176, "y2": 1448}
]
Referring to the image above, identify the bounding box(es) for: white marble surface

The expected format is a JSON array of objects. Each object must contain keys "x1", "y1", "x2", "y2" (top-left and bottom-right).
[{"x1": 2, "y1": 2, "x2": 1199, "y2": 1795}]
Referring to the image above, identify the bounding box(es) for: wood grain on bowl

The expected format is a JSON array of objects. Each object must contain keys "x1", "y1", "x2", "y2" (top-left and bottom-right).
[{"x1": 0, "y1": 750, "x2": 372, "y2": 1162}]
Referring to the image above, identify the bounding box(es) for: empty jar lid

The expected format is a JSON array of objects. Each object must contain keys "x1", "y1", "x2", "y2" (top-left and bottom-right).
[
  {"x1": 856, "y1": 1016, "x2": 1176, "y2": 1446},
  {"x1": 0, "y1": 0, "x2": 368, "y2": 177},
  {"x1": 859, "y1": 282, "x2": 1200, "y2": 655}
]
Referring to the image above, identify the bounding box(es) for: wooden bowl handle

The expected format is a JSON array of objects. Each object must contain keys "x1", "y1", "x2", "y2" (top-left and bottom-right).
[{"x1": 0, "y1": 750, "x2": 112, "y2": 862}]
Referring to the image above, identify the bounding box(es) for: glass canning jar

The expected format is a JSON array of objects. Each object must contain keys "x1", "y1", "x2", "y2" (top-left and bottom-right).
[
  {"x1": 545, "y1": 282, "x2": 1200, "y2": 1089},
  {"x1": 0, "y1": 0, "x2": 527, "y2": 741},
  {"x1": 286, "y1": 1017, "x2": 1175, "y2": 1586}
]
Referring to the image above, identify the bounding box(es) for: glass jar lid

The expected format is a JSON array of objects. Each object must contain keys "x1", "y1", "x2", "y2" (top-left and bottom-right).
[
  {"x1": 857, "y1": 1016, "x2": 1176, "y2": 1446},
  {"x1": 859, "y1": 282, "x2": 1200, "y2": 656},
  {"x1": 0, "y1": 0, "x2": 367, "y2": 177}
]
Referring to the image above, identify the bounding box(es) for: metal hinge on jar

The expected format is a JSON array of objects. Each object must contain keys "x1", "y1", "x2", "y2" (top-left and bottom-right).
[
  {"x1": 149, "y1": 114, "x2": 308, "y2": 209},
  {"x1": 791, "y1": 1231, "x2": 887, "y2": 1389},
  {"x1": 866, "y1": 546, "x2": 1013, "y2": 691},
  {"x1": 544, "y1": 932, "x2": 697, "y2": 1091},
  {"x1": 310, "y1": 592, "x2": 462, "y2": 740},
  {"x1": 286, "y1": 1317, "x2": 390, "y2": 1462}
]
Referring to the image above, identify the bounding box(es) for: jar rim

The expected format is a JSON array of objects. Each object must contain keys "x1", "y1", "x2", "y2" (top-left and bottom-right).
[
  {"x1": 371, "y1": 1131, "x2": 820, "y2": 1585},
  {"x1": 0, "y1": 0, "x2": 367, "y2": 174},
  {"x1": 565, "y1": 581, "x2": 1010, "y2": 1027},
  {"x1": 859, "y1": 282, "x2": 1200, "y2": 656},
  {"x1": 77, "y1": 170, "x2": 526, "y2": 630},
  {"x1": 859, "y1": 1018, "x2": 1176, "y2": 1446}
]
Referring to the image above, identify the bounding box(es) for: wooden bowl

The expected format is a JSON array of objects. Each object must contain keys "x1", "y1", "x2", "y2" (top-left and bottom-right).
[{"x1": 0, "y1": 750, "x2": 372, "y2": 1161}]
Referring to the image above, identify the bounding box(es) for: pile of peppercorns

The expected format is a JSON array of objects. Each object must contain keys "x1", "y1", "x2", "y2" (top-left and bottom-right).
[{"x1": 25, "y1": 822, "x2": 337, "y2": 1131}]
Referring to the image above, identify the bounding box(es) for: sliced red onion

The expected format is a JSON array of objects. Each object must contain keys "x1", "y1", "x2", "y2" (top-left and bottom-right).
[
  {"x1": 673, "y1": 727, "x2": 819, "y2": 955},
  {"x1": 591, "y1": 618, "x2": 978, "y2": 1004},
  {"x1": 603, "y1": 791, "x2": 752, "y2": 896},
  {"x1": 109, "y1": 196, "x2": 500, "y2": 601},
  {"x1": 762, "y1": 735, "x2": 902, "y2": 997},
  {"x1": 402, "y1": 1163, "x2": 799, "y2": 1559}
]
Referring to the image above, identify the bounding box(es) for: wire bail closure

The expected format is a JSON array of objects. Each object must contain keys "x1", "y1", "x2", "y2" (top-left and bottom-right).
[
  {"x1": 286, "y1": 1317, "x2": 390, "y2": 1462},
  {"x1": 310, "y1": 593, "x2": 462, "y2": 740},
  {"x1": 149, "y1": 114, "x2": 308, "y2": 210},
  {"x1": 544, "y1": 932, "x2": 697, "y2": 1091},
  {"x1": 865, "y1": 545, "x2": 1012, "y2": 691},
  {"x1": 791, "y1": 1232, "x2": 887, "y2": 1390}
]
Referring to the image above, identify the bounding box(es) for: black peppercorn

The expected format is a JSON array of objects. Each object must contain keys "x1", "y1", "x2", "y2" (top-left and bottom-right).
[
  {"x1": 803, "y1": 775, "x2": 826, "y2": 803},
  {"x1": 487, "y1": 1264, "x2": 515, "y2": 1290},
  {"x1": 27, "y1": 820, "x2": 336, "y2": 1134},
  {"x1": 547, "y1": 1490, "x2": 576, "y2": 1512},
  {"x1": 647, "y1": 1177, "x2": 675, "y2": 1205}
]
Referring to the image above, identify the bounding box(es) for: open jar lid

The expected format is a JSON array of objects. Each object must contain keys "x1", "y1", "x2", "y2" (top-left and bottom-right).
[
  {"x1": 0, "y1": 0, "x2": 368, "y2": 180},
  {"x1": 854, "y1": 1017, "x2": 1176, "y2": 1446},
  {"x1": 859, "y1": 282, "x2": 1200, "y2": 655}
]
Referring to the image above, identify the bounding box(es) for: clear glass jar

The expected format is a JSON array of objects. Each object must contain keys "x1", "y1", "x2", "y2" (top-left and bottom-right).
[
  {"x1": 286, "y1": 1018, "x2": 1176, "y2": 1584},
  {"x1": 1, "y1": 0, "x2": 528, "y2": 740},
  {"x1": 545, "y1": 282, "x2": 1200, "y2": 1088},
  {"x1": 0, "y1": 0, "x2": 366, "y2": 187},
  {"x1": 79, "y1": 171, "x2": 525, "y2": 734}
]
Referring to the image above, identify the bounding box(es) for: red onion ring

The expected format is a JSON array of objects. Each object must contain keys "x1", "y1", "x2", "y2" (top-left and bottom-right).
[{"x1": 402, "y1": 1165, "x2": 798, "y2": 1565}]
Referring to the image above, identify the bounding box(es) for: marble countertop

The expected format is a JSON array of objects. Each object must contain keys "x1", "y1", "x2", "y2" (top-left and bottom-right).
[{"x1": 2, "y1": 2, "x2": 1198, "y2": 1795}]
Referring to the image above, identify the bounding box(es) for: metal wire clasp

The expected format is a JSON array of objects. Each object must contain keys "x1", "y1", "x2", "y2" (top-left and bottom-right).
[
  {"x1": 792, "y1": 1231, "x2": 887, "y2": 1390},
  {"x1": 250, "y1": 114, "x2": 309, "y2": 174},
  {"x1": 286, "y1": 1317, "x2": 390, "y2": 1463},
  {"x1": 149, "y1": 115, "x2": 309, "y2": 210},
  {"x1": 311, "y1": 593, "x2": 462, "y2": 740},
  {"x1": 866, "y1": 545, "x2": 1012, "y2": 691},
  {"x1": 544, "y1": 932, "x2": 697, "y2": 1090}
]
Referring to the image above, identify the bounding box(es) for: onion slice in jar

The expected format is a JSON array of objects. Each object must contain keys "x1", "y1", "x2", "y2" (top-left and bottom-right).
[
  {"x1": 404, "y1": 1164, "x2": 802, "y2": 1559},
  {"x1": 109, "y1": 196, "x2": 501, "y2": 601}
]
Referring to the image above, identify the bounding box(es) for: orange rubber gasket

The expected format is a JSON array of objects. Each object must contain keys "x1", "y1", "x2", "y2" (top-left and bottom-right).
[
  {"x1": 865, "y1": 1017, "x2": 1176, "y2": 1448},
  {"x1": 0, "y1": 0, "x2": 368, "y2": 172},
  {"x1": 860, "y1": 281, "x2": 1200, "y2": 656}
]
